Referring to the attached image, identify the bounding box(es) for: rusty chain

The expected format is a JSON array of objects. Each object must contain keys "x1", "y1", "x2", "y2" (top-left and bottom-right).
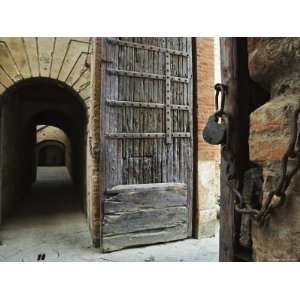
[
  {"x1": 213, "y1": 84, "x2": 300, "y2": 225},
  {"x1": 214, "y1": 84, "x2": 258, "y2": 217},
  {"x1": 255, "y1": 107, "x2": 300, "y2": 224}
]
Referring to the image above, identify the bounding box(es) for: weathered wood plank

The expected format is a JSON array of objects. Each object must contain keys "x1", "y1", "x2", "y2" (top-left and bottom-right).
[
  {"x1": 107, "y1": 68, "x2": 189, "y2": 83},
  {"x1": 106, "y1": 182, "x2": 186, "y2": 192},
  {"x1": 104, "y1": 187, "x2": 187, "y2": 214},
  {"x1": 165, "y1": 52, "x2": 172, "y2": 144},
  {"x1": 103, "y1": 224, "x2": 188, "y2": 252},
  {"x1": 186, "y1": 37, "x2": 194, "y2": 237},
  {"x1": 103, "y1": 206, "x2": 187, "y2": 236},
  {"x1": 106, "y1": 38, "x2": 189, "y2": 57},
  {"x1": 105, "y1": 132, "x2": 191, "y2": 139}
]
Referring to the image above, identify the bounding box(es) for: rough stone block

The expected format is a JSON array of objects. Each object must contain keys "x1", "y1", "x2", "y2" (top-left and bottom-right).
[
  {"x1": 197, "y1": 160, "x2": 219, "y2": 211},
  {"x1": 250, "y1": 94, "x2": 300, "y2": 161},
  {"x1": 197, "y1": 209, "x2": 217, "y2": 238}
]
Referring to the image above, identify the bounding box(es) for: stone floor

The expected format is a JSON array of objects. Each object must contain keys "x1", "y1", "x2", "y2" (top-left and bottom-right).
[{"x1": 0, "y1": 167, "x2": 219, "y2": 262}]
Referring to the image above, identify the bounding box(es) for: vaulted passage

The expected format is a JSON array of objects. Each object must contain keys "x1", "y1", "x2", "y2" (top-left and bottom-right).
[
  {"x1": 37, "y1": 140, "x2": 66, "y2": 166},
  {"x1": 0, "y1": 78, "x2": 87, "y2": 237}
]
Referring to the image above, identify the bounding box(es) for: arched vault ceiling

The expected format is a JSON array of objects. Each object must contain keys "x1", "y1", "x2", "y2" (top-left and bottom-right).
[{"x1": 0, "y1": 37, "x2": 92, "y2": 101}]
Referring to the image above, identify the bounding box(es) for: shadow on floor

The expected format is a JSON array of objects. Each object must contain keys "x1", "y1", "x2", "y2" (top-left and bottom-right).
[{"x1": 13, "y1": 167, "x2": 81, "y2": 219}]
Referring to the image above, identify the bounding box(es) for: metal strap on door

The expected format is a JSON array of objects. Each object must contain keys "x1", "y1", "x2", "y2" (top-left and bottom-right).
[{"x1": 105, "y1": 38, "x2": 191, "y2": 144}]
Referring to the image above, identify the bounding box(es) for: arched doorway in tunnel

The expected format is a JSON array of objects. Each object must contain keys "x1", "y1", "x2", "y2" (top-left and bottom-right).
[
  {"x1": 0, "y1": 77, "x2": 88, "y2": 238},
  {"x1": 37, "y1": 140, "x2": 66, "y2": 166}
]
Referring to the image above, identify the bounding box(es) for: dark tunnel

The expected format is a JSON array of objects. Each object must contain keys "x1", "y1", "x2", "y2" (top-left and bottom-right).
[
  {"x1": 0, "y1": 77, "x2": 87, "y2": 222},
  {"x1": 36, "y1": 140, "x2": 66, "y2": 167}
]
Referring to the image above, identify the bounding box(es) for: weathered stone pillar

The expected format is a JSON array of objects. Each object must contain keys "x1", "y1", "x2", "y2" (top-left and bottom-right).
[{"x1": 248, "y1": 38, "x2": 300, "y2": 261}]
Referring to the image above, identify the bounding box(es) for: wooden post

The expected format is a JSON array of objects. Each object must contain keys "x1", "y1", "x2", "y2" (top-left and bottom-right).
[{"x1": 219, "y1": 38, "x2": 251, "y2": 261}]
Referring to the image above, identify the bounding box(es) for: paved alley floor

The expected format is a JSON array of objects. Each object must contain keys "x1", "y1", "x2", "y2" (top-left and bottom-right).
[{"x1": 0, "y1": 167, "x2": 219, "y2": 262}]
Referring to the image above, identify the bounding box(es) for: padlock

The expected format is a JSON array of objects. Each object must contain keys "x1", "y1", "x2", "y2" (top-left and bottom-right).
[{"x1": 203, "y1": 112, "x2": 226, "y2": 145}]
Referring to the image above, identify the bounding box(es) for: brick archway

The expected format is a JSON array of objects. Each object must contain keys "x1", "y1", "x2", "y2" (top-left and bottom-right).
[
  {"x1": 0, "y1": 38, "x2": 101, "y2": 246},
  {"x1": 0, "y1": 77, "x2": 88, "y2": 222},
  {"x1": 0, "y1": 38, "x2": 91, "y2": 100}
]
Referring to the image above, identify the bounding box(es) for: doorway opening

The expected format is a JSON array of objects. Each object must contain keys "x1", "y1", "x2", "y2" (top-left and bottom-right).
[
  {"x1": 0, "y1": 77, "x2": 88, "y2": 247},
  {"x1": 37, "y1": 139, "x2": 66, "y2": 167}
]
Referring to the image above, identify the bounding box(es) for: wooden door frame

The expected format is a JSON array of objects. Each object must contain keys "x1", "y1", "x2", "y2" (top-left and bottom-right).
[
  {"x1": 219, "y1": 37, "x2": 270, "y2": 261},
  {"x1": 219, "y1": 37, "x2": 251, "y2": 261},
  {"x1": 191, "y1": 37, "x2": 199, "y2": 238}
]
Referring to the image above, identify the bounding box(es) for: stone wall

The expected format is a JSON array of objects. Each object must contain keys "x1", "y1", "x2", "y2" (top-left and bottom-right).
[
  {"x1": 0, "y1": 94, "x2": 25, "y2": 217},
  {"x1": 248, "y1": 38, "x2": 300, "y2": 261}
]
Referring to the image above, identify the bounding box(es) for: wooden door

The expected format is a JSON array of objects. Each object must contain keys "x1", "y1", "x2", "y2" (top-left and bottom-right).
[{"x1": 100, "y1": 38, "x2": 194, "y2": 252}]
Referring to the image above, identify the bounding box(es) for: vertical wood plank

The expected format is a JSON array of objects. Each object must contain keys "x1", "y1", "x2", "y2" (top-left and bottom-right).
[
  {"x1": 186, "y1": 37, "x2": 194, "y2": 236},
  {"x1": 165, "y1": 38, "x2": 173, "y2": 182},
  {"x1": 219, "y1": 38, "x2": 251, "y2": 261},
  {"x1": 165, "y1": 52, "x2": 172, "y2": 144}
]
